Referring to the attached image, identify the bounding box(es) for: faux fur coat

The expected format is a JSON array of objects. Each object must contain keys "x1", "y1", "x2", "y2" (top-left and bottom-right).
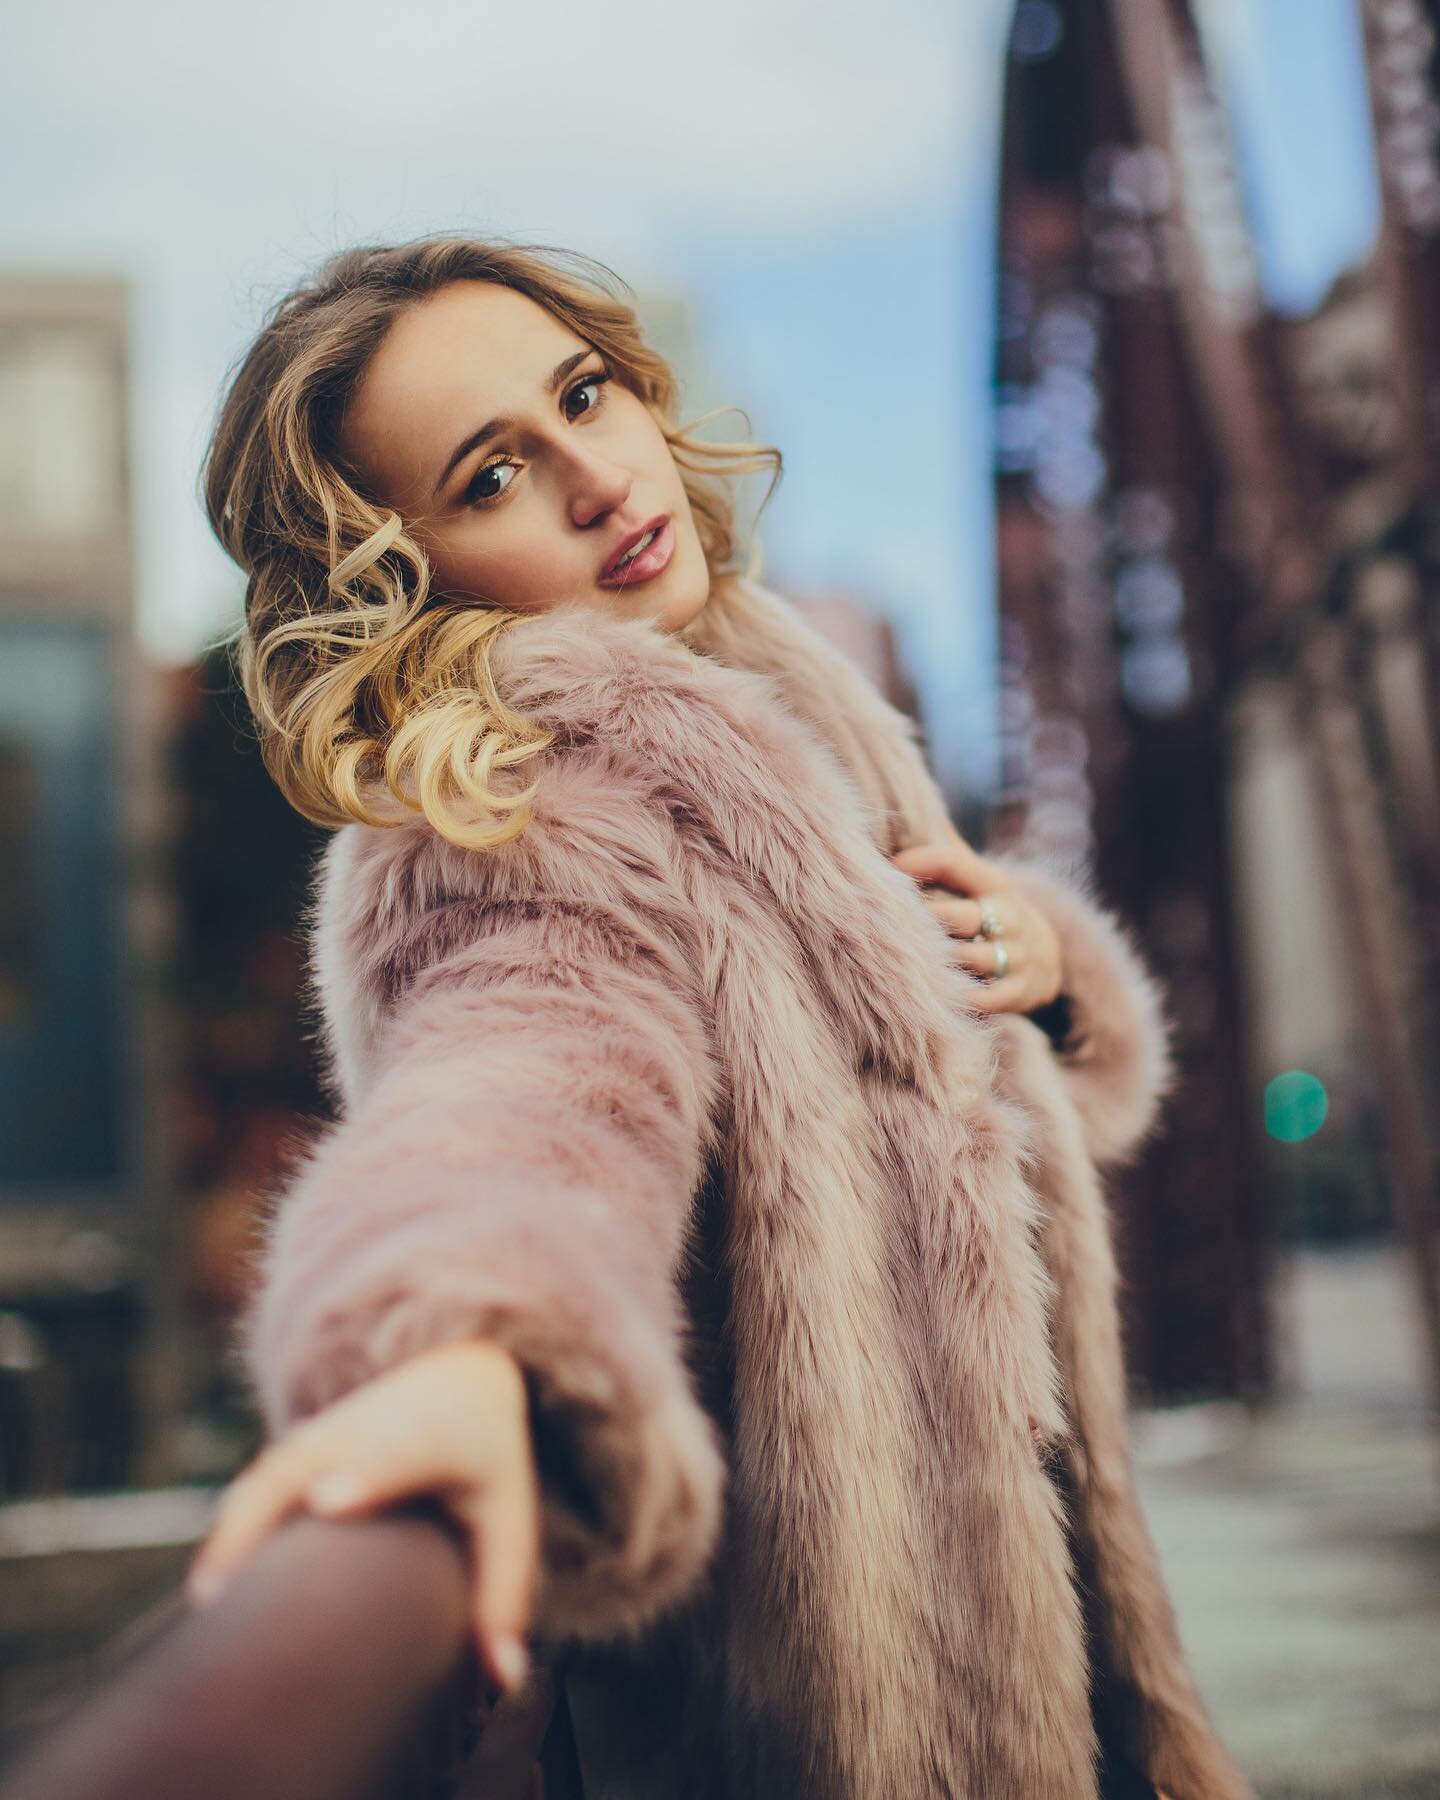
[{"x1": 238, "y1": 576, "x2": 1250, "y2": 1799}]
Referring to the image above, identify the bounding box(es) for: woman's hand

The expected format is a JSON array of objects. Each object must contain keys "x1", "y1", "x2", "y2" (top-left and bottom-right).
[
  {"x1": 892, "y1": 834, "x2": 1064, "y2": 1017},
  {"x1": 185, "y1": 1339, "x2": 540, "y2": 1698}
]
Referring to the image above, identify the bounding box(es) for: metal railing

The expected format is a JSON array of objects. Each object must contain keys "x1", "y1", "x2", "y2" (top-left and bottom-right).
[{"x1": 0, "y1": 1502, "x2": 572, "y2": 1799}]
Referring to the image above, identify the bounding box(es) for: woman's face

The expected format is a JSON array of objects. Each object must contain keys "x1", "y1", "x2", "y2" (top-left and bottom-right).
[{"x1": 337, "y1": 280, "x2": 711, "y2": 633}]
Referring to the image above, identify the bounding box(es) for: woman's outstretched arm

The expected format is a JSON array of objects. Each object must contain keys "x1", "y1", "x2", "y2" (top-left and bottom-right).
[{"x1": 231, "y1": 888, "x2": 728, "y2": 1649}]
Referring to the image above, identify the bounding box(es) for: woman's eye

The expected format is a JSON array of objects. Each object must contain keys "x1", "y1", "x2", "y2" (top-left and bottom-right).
[
  {"x1": 462, "y1": 368, "x2": 610, "y2": 506},
  {"x1": 465, "y1": 461, "x2": 517, "y2": 506},
  {"x1": 564, "y1": 367, "x2": 611, "y2": 420}
]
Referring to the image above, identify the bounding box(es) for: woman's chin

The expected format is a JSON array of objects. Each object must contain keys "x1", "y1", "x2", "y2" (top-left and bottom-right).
[
  {"x1": 662, "y1": 580, "x2": 713, "y2": 635},
  {"x1": 603, "y1": 571, "x2": 710, "y2": 635}
]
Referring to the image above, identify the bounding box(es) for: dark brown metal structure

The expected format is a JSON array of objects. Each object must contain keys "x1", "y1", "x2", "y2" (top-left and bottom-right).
[
  {"x1": 993, "y1": 0, "x2": 1271, "y2": 1401},
  {"x1": 994, "y1": 0, "x2": 1440, "y2": 1408}
]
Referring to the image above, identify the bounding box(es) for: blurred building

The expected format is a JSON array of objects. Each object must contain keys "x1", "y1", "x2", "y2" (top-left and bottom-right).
[
  {"x1": 162, "y1": 648, "x2": 326, "y2": 1461},
  {"x1": 788, "y1": 589, "x2": 920, "y2": 713},
  {"x1": 0, "y1": 275, "x2": 181, "y2": 1494}
]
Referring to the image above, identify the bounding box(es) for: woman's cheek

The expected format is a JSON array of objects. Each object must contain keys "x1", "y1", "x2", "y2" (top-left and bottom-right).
[{"x1": 426, "y1": 527, "x2": 523, "y2": 609}]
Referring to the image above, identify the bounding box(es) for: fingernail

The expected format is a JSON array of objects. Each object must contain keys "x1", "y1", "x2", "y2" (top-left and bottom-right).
[
  {"x1": 307, "y1": 1472, "x2": 368, "y2": 1511},
  {"x1": 188, "y1": 1568, "x2": 226, "y2": 1607},
  {"x1": 492, "y1": 1635, "x2": 530, "y2": 1693}
]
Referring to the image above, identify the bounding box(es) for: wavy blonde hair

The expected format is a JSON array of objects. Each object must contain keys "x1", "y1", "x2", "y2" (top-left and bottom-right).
[{"x1": 202, "y1": 235, "x2": 782, "y2": 849}]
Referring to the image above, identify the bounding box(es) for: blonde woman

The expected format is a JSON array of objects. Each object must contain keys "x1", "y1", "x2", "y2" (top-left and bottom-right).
[{"x1": 186, "y1": 236, "x2": 1243, "y2": 1800}]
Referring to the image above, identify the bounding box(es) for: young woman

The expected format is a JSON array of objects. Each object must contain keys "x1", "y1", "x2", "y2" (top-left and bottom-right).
[{"x1": 186, "y1": 236, "x2": 1248, "y2": 1799}]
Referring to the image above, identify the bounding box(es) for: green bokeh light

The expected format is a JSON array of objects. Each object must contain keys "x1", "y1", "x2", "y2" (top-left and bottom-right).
[{"x1": 1264, "y1": 1070, "x2": 1329, "y2": 1143}]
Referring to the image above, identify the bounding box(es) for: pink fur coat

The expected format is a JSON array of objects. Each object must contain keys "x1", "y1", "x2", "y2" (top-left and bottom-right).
[{"x1": 237, "y1": 577, "x2": 1250, "y2": 1799}]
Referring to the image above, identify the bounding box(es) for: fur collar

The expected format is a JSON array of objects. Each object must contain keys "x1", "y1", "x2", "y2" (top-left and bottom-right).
[
  {"x1": 317, "y1": 574, "x2": 991, "y2": 1115},
  {"x1": 492, "y1": 572, "x2": 958, "y2": 856}
]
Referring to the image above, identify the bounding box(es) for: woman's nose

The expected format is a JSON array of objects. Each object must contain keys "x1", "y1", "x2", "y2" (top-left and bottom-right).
[{"x1": 567, "y1": 450, "x2": 633, "y2": 527}]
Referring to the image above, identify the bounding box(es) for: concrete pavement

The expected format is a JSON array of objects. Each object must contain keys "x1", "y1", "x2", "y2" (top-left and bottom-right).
[{"x1": 1135, "y1": 1245, "x2": 1440, "y2": 1799}]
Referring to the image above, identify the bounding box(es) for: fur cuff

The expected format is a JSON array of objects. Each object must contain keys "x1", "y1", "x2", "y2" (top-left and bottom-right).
[
  {"x1": 236, "y1": 1171, "x2": 727, "y2": 1646},
  {"x1": 991, "y1": 853, "x2": 1178, "y2": 1168}
]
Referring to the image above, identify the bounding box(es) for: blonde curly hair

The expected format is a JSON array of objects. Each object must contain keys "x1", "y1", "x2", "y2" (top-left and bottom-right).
[{"x1": 202, "y1": 234, "x2": 781, "y2": 849}]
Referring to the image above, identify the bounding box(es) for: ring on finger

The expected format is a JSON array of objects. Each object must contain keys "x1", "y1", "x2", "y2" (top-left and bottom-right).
[
  {"x1": 991, "y1": 941, "x2": 1010, "y2": 979},
  {"x1": 978, "y1": 895, "x2": 1005, "y2": 939}
]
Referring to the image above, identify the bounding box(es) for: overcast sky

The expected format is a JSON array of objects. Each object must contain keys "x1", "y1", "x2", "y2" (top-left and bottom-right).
[
  {"x1": 3, "y1": 0, "x2": 1380, "y2": 796},
  {"x1": 3, "y1": 0, "x2": 1010, "y2": 791},
  {"x1": 1197, "y1": 0, "x2": 1377, "y2": 312}
]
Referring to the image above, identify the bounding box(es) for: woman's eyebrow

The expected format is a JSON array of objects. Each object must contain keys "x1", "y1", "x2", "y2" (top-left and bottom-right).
[{"x1": 431, "y1": 348, "x2": 595, "y2": 499}]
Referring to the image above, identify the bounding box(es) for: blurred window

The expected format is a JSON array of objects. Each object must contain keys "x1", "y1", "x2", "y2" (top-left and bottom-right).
[
  {"x1": 1193, "y1": 0, "x2": 1380, "y2": 312},
  {"x1": 0, "y1": 618, "x2": 123, "y2": 1189},
  {"x1": 0, "y1": 324, "x2": 123, "y2": 538},
  {"x1": 0, "y1": 735, "x2": 41, "y2": 1029}
]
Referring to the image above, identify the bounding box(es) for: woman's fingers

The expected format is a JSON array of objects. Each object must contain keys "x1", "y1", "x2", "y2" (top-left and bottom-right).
[
  {"x1": 921, "y1": 892, "x2": 984, "y2": 939},
  {"x1": 184, "y1": 1375, "x2": 469, "y2": 1605},
  {"x1": 909, "y1": 887, "x2": 1024, "y2": 988},
  {"x1": 961, "y1": 973, "x2": 1029, "y2": 1014},
  {"x1": 185, "y1": 1342, "x2": 542, "y2": 1701},
  {"x1": 187, "y1": 1448, "x2": 312, "y2": 1602},
  {"x1": 892, "y1": 837, "x2": 999, "y2": 895},
  {"x1": 947, "y1": 935, "x2": 1010, "y2": 976},
  {"x1": 894, "y1": 846, "x2": 1017, "y2": 941},
  {"x1": 188, "y1": 1447, "x2": 539, "y2": 1696},
  {"x1": 897, "y1": 846, "x2": 1065, "y2": 1016},
  {"x1": 911, "y1": 892, "x2": 1016, "y2": 974},
  {"x1": 454, "y1": 1456, "x2": 542, "y2": 1695}
]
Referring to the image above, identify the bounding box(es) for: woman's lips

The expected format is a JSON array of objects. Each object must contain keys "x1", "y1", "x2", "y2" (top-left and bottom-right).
[{"x1": 598, "y1": 517, "x2": 675, "y2": 589}]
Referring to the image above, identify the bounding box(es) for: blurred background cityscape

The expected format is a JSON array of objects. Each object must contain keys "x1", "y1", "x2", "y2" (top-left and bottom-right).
[{"x1": 3, "y1": 0, "x2": 1440, "y2": 1794}]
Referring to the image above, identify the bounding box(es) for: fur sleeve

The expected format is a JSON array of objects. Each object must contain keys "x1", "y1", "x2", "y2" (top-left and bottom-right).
[
  {"x1": 234, "y1": 891, "x2": 727, "y2": 1646},
  {"x1": 988, "y1": 851, "x2": 1179, "y2": 1169}
]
